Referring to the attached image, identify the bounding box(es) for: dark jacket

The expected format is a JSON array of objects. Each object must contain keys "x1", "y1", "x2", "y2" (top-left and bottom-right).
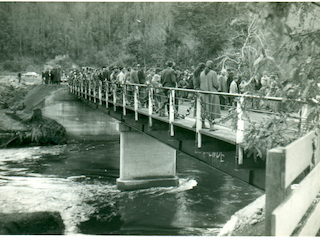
[{"x1": 161, "y1": 67, "x2": 176, "y2": 87}]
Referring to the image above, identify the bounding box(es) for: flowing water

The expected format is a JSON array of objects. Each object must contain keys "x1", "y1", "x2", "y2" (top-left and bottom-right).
[{"x1": 0, "y1": 90, "x2": 263, "y2": 235}]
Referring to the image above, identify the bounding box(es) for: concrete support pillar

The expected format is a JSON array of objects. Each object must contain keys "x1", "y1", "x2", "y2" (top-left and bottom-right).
[{"x1": 116, "y1": 123, "x2": 179, "y2": 191}]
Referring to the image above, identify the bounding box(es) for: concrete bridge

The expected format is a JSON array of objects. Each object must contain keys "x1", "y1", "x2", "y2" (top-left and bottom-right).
[
  {"x1": 67, "y1": 81, "x2": 306, "y2": 191},
  {"x1": 64, "y1": 79, "x2": 320, "y2": 236}
]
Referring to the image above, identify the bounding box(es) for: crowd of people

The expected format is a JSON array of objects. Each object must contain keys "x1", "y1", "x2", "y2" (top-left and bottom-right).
[
  {"x1": 67, "y1": 60, "x2": 313, "y2": 128},
  {"x1": 42, "y1": 68, "x2": 62, "y2": 85}
]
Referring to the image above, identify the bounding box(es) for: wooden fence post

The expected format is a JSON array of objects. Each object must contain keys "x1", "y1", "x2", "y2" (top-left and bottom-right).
[{"x1": 265, "y1": 147, "x2": 289, "y2": 236}]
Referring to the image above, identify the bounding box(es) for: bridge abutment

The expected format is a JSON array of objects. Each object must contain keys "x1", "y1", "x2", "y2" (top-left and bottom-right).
[{"x1": 116, "y1": 123, "x2": 179, "y2": 190}]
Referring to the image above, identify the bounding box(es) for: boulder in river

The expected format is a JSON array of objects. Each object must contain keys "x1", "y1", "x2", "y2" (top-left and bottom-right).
[{"x1": 0, "y1": 211, "x2": 65, "y2": 235}]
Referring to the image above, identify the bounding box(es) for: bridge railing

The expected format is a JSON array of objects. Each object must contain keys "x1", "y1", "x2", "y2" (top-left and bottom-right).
[{"x1": 69, "y1": 79, "x2": 311, "y2": 150}]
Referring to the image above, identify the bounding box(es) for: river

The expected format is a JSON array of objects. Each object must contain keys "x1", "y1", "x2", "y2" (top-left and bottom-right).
[{"x1": 0, "y1": 89, "x2": 263, "y2": 235}]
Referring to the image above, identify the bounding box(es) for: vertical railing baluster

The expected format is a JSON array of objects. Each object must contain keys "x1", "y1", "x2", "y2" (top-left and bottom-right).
[
  {"x1": 148, "y1": 85, "x2": 153, "y2": 127},
  {"x1": 88, "y1": 84, "x2": 91, "y2": 101},
  {"x1": 99, "y1": 84, "x2": 102, "y2": 105},
  {"x1": 85, "y1": 83, "x2": 87, "y2": 99},
  {"x1": 169, "y1": 89, "x2": 175, "y2": 136},
  {"x1": 106, "y1": 82, "x2": 109, "y2": 108},
  {"x1": 134, "y1": 85, "x2": 138, "y2": 121},
  {"x1": 236, "y1": 96, "x2": 245, "y2": 165},
  {"x1": 81, "y1": 81, "x2": 83, "y2": 97},
  {"x1": 93, "y1": 82, "x2": 97, "y2": 103},
  {"x1": 123, "y1": 84, "x2": 126, "y2": 116},
  {"x1": 196, "y1": 92, "x2": 202, "y2": 148},
  {"x1": 113, "y1": 84, "x2": 116, "y2": 111}
]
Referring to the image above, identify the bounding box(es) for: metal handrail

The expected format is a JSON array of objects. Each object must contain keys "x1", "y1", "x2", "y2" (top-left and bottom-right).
[{"x1": 119, "y1": 82, "x2": 308, "y2": 103}]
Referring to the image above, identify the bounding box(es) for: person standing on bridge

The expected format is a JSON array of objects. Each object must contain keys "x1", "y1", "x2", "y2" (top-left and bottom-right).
[
  {"x1": 200, "y1": 60, "x2": 221, "y2": 129},
  {"x1": 159, "y1": 61, "x2": 178, "y2": 117},
  {"x1": 218, "y1": 69, "x2": 229, "y2": 109}
]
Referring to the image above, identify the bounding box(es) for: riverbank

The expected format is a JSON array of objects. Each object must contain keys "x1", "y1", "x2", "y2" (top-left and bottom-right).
[
  {"x1": 218, "y1": 194, "x2": 265, "y2": 236},
  {"x1": 0, "y1": 74, "x2": 67, "y2": 147}
]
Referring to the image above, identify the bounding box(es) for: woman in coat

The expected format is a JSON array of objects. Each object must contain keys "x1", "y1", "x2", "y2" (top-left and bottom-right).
[{"x1": 200, "y1": 60, "x2": 221, "y2": 125}]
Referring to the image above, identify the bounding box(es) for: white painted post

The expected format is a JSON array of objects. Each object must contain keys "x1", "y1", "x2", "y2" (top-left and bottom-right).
[
  {"x1": 85, "y1": 84, "x2": 87, "y2": 99},
  {"x1": 113, "y1": 84, "x2": 117, "y2": 112},
  {"x1": 169, "y1": 90, "x2": 175, "y2": 136},
  {"x1": 123, "y1": 85, "x2": 126, "y2": 116},
  {"x1": 148, "y1": 86, "x2": 153, "y2": 127},
  {"x1": 88, "y1": 84, "x2": 91, "y2": 101},
  {"x1": 81, "y1": 81, "x2": 83, "y2": 97},
  {"x1": 99, "y1": 84, "x2": 102, "y2": 105},
  {"x1": 236, "y1": 96, "x2": 245, "y2": 164},
  {"x1": 93, "y1": 82, "x2": 97, "y2": 103},
  {"x1": 196, "y1": 92, "x2": 202, "y2": 148},
  {"x1": 106, "y1": 82, "x2": 109, "y2": 108},
  {"x1": 134, "y1": 85, "x2": 138, "y2": 121},
  {"x1": 300, "y1": 103, "x2": 309, "y2": 132}
]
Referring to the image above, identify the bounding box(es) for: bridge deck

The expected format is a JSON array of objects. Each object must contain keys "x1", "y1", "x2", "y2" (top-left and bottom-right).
[{"x1": 124, "y1": 103, "x2": 237, "y2": 144}]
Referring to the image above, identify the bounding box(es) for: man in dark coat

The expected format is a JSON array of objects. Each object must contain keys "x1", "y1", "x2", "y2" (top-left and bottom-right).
[{"x1": 159, "y1": 61, "x2": 179, "y2": 117}]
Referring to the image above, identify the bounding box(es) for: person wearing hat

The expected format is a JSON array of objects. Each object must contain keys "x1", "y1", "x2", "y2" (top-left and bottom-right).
[
  {"x1": 158, "y1": 61, "x2": 178, "y2": 117},
  {"x1": 200, "y1": 60, "x2": 221, "y2": 129},
  {"x1": 130, "y1": 65, "x2": 139, "y2": 84}
]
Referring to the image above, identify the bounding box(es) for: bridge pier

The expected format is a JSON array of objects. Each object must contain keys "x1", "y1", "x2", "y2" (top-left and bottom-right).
[{"x1": 116, "y1": 123, "x2": 179, "y2": 190}]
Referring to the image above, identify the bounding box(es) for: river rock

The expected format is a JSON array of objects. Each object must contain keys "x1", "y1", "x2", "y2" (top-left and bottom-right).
[
  {"x1": 218, "y1": 194, "x2": 265, "y2": 236},
  {"x1": 77, "y1": 205, "x2": 124, "y2": 234},
  {"x1": 0, "y1": 211, "x2": 65, "y2": 235}
]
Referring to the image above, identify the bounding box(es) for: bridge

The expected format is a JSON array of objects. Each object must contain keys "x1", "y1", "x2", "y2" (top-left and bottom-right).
[
  {"x1": 68, "y1": 79, "x2": 308, "y2": 190},
  {"x1": 68, "y1": 79, "x2": 320, "y2": 236}
]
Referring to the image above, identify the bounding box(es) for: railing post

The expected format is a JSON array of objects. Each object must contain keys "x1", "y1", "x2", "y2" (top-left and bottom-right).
[
  {"x1": 85, "y1": 84, "x2": 87, "y2": 99},
  {"x1": 134, "y1": 85, "x2": 138, "y2": 121},
  {"x1": 88, "y1": 84, "x2": 91, "y2": 101},
  {"x1": 81, "y1": 81, "x2": 84, "y2": 97},
  {"x1": 93, "y1": 82, "x2": 97, "y2": 103},
  {"x1": 123, "y1": 85, "x2": 126, "y2": 116},
  {"x1": 106, "y1": 82, "x2": 109, "y2": 108},
  {"x1": 169, "y1": 89, "x2": 175, "y2": 136},
  {"x1": 196, "y1": 92, "x2": 202, "y2": 148},
  {"x1": 113, "y1": 84, "x2": 117, "y2": 112},
  {"x1": 148, "y1": 86, "x2": 153, "y2": 127},
  {"x1": 236, "y1": 96, "x2": 244, "y2": 164},
  {"x1": 99, "y1": 83, "x2": 102, "y2": 105}
]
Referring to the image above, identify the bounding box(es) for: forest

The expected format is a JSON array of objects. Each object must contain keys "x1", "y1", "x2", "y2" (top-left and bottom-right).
[{"x1": 1, "y1": 2, "x2": 320, "y2": 82}]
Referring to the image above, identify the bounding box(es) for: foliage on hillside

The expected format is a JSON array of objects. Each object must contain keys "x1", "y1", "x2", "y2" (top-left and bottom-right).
[{"x1": 1, "y1": 2, "x2": 320, "y2": 74}]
